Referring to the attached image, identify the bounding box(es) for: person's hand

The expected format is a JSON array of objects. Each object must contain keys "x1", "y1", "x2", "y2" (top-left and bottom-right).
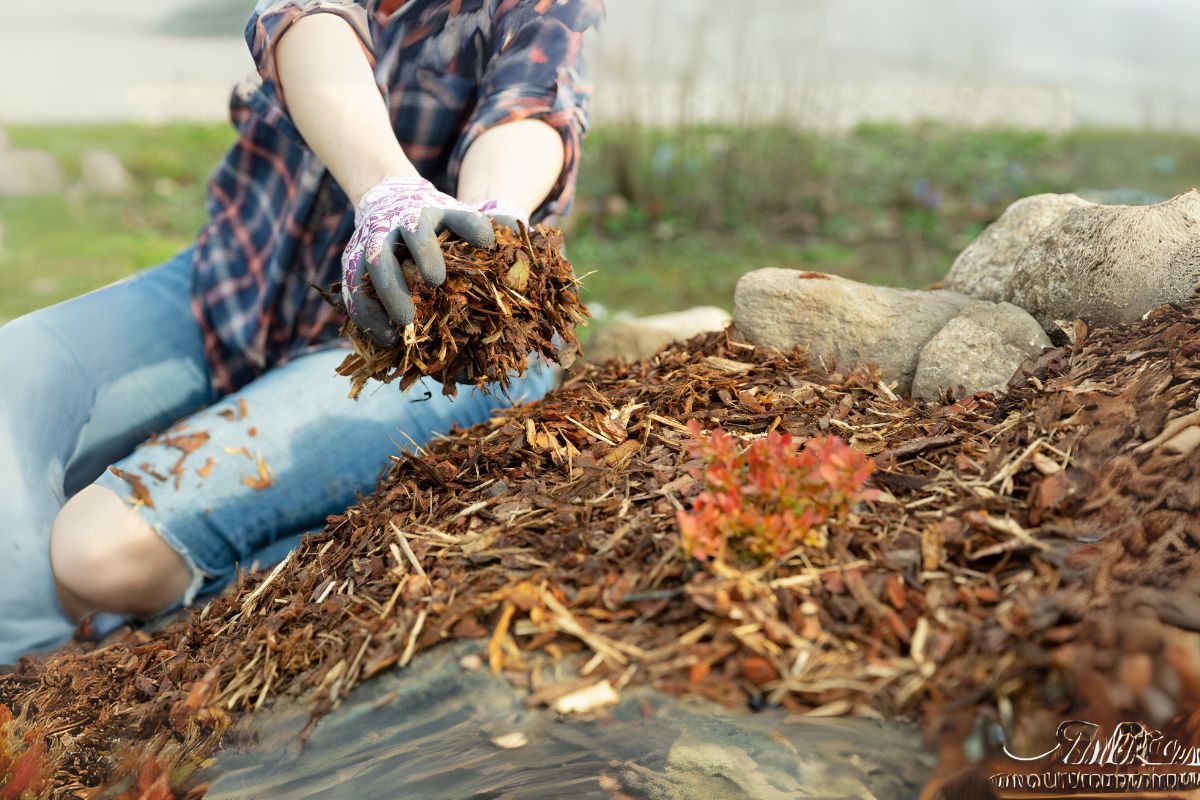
[
  {"x1": 342, "y1": 176, "x2": 495, "y2": 345},
  {"x1": 477, "y1": 198, "x2": 529, "y2": 233}
]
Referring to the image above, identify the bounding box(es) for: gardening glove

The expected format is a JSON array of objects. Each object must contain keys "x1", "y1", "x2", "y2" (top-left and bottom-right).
[
  {"x1": 477, "y1": 198, "x2": 530, "y2": 232},
  {"x1": 342, "y1": 176, "x2": 495, "y2": 346}
]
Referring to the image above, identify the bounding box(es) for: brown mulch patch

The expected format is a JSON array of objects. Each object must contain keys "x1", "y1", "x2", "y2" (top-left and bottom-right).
[
  {"x1": 335, "y1": 224, "x2": 586, "y2": 399},
  {"x1": 7, "y1": 298, "x2": 1200, "y2": 798}
]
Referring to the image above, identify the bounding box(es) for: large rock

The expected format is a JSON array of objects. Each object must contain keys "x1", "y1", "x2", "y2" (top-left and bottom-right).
[
  {"x1": 912, "y1": 301, "x2": 1051, "y2": 400},
  {"x1": 946, "y1": 191, "x2": 1200, "y2": 330},
  {"x1": 585, "y1": 305, "x2": 731, "y2": 362},
  {"x1": 944, "y1": 193, "x2": 1089, "y2": 303},
  {"x1": 733, "y1": 269, "x2": 973, "y2": 394},
  {"x1": 0, "y1": 149, "x2": 65, "y2": 197},
  {"x1": 1008, "y1": 191, "x2": 1200, "y2": 328},
  {"x1": 80, "y1": 149, "x2": 132, "y2": 196},
  {"x1": 201, "y1": 641, "x2": 930, "y2": 799}
]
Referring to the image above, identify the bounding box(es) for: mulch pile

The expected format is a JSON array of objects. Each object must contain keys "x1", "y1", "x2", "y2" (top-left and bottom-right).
[
  {"x1": 6, "y1": 295, "x2": 1200, "y2": 798},
  {"x1": 1007, "y1": 303, "x2": 1200, "y2": 742},
  {"x1": 335, "y1": 224, "x2": 586, "y2": 399}
]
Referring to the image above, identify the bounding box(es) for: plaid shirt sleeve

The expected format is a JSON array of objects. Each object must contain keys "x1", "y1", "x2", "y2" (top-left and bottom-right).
[
  {"x1": 245, "y1": 0, "x2": 377, "y2": 141},
  {"x1": 448, "y1": 0, "x2": 604, "y2": 221}
]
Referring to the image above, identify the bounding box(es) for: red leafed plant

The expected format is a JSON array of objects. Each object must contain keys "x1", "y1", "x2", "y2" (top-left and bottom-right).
[
  {"x1": 676, "y1": 419, "x2": 878, "y2": 563},
  {"x1": 0, "y1": 704, "x2": 51, "y2": 800}
]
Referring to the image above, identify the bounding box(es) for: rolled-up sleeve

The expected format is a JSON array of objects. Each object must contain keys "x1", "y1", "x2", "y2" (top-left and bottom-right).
[
  {"x1": 449, "y1": 0, "x2": 605, "y2": 221},
  {"x1": 244, "y1": 0, "x2": 375, "y2": 132}
]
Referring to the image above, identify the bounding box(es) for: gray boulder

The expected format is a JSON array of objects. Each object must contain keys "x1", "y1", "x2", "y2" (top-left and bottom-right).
[
  {"x1": 586, "y1": 305, "x2": 731, "y2": 362},
  {"x1": 1008, "y1": 191, "x2": 1200, "y2": 328},
  {"x1": 944, "y1": 193, "x2": 1089, "y2": 303},
  {"x1": 733, "y1": 268, "x2": 973, "y2": 394},
  {"x1": 81, "y1": 150, "x2": 132, "y2": 196},
  {"x1": 0, "y1": 149, "x2": 65, "y2": 197},
  {"x1": 912, "y1": 301, "x2": 1051, "y2": 400},
  {"x1": 946, "y1": 191, "x2": 1200, "y2": 331}
]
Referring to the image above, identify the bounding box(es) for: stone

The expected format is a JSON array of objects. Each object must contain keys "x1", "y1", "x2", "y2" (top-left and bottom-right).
[
  {"x1": 80, "y1": 149, "x2": 132, "y2": 196},
  {"x1": 201, "y1": 640, "x2": 930, "y2": 799},
  {"x1": 944, "y1": 193, "x2": 1089, "y2": 303},
  {"x1": 602, "y1": 193, "x2": 630, "y2": 220},
  {"x1": 1007, "y1": 191, "x2": 1200, "y2": 329},
  {"x1": 0, "y1": 149, "x2": 65, "y2": 197},
  {"x1": 733, "y1": 269, "x2": 974, "y2": 394},
  {"x1": 912, "y1": 301, "x2": 1051, "y2": 400},
  {"x1": 585, "y1": 306, "x2": 731, "y2": 362},
  {"x1": 28, "y1": 277, "x2": 59, "y2": 297},
  {"x1": 945, "y1": 191, "x2": 1200, "y2": 331}
]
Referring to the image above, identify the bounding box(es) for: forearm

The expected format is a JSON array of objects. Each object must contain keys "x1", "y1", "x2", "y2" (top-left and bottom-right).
[
  {"x1": 275, "y1": 13, "x2": 417, "y2": 206},
  {"x1": 456, "y1": 119, "x2": 566, "y2": 216}
]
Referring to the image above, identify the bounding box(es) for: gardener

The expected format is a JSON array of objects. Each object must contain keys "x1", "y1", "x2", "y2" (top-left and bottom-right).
[{"x1": 0, "y1": 0, "x2": 601, "y2": 662}]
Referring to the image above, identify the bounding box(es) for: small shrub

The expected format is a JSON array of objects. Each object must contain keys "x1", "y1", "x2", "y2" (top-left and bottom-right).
[
  {"x1": 0, "y1": 704, "x2": 50, "y2": 800},
  {"x1": 676, "y1": 420, "x2": 878, "y2": 563}
]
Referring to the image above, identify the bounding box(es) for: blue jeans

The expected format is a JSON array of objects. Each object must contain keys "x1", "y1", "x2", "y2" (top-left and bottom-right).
[{"x1": 0, "y1": 249, "x2": 555, "y2": 662}]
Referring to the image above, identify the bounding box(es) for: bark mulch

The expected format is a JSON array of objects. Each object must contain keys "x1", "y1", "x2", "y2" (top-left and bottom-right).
[
  {"x1": 335, "y1": 224, "x2": 586, "y2": 399},
  {"x1": 6, "y1": 296, "x2": 1200, "y2": 799}
]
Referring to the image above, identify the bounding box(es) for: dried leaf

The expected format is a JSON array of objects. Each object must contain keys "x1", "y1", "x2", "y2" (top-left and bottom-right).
[
  {"x1": 108, "y1": 466, "x2": 155, "y2": 509},
  {"x1": 242, "y1": 452, "x2": 273, "y2": 491}
]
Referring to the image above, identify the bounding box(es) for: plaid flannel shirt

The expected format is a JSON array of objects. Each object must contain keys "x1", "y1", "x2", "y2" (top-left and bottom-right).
[{"x1": 192, "y1": 0, "x2": 602, "y2": 395}]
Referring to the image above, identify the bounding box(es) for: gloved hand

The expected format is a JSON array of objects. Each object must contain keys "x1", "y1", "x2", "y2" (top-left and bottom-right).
[
  {"x1": 477, "y1": 198, "x2": 529, "y2": 232},
  {"x1": 342, "y1": 176, "x2": 495, "y2": 346}
]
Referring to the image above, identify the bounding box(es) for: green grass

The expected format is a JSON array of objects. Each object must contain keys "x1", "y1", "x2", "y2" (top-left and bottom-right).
[
  {"x1": 569, "y1": 231, "x2": 934, "y2": 319},
  {"x1": 0, "y1": 124, "x2": 234, "y2": 320},
  {"x1": 3, "y1": 121, "x2": 1200, "y2": 325},
  {"x1": 566, "y1": 123, "x2": 1200, "y2": 316}
]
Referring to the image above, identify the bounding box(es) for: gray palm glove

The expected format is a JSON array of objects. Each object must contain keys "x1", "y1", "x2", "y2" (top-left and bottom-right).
[{"x1": 341, "y1": 176, "x2": 495, "y2": 346}]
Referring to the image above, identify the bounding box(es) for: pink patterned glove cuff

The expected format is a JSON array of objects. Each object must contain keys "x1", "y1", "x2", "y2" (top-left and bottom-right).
[
  {"x1": 478, "y1": 198, "x2": 530, "y2": 227},
  {"x1": 354, "y1": 176, "x2": 473, "y2": 231}
]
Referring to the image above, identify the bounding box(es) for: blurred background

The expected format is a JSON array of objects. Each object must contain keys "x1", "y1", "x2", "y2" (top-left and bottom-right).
[{"x1": 3, "y1": 0, "x2": 1200, "y2": 328}]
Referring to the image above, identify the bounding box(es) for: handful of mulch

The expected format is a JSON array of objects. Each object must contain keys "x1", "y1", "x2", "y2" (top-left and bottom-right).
[{"x1": 334, "y1": 224, "x2": 588, "y2": 399}]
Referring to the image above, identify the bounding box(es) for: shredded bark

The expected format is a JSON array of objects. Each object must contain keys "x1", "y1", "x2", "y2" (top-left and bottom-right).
[
  {"x1": 8, "y1": 300, "x2": 1200, "y2": 798},
  {"x1": 335, "y1": 224, "x2": 587, "y2": 399}
]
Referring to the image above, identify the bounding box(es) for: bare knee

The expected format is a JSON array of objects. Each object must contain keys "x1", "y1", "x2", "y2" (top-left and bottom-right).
[{"x1": 50, "y1": 486, "x2": 192, "y2": 618}]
